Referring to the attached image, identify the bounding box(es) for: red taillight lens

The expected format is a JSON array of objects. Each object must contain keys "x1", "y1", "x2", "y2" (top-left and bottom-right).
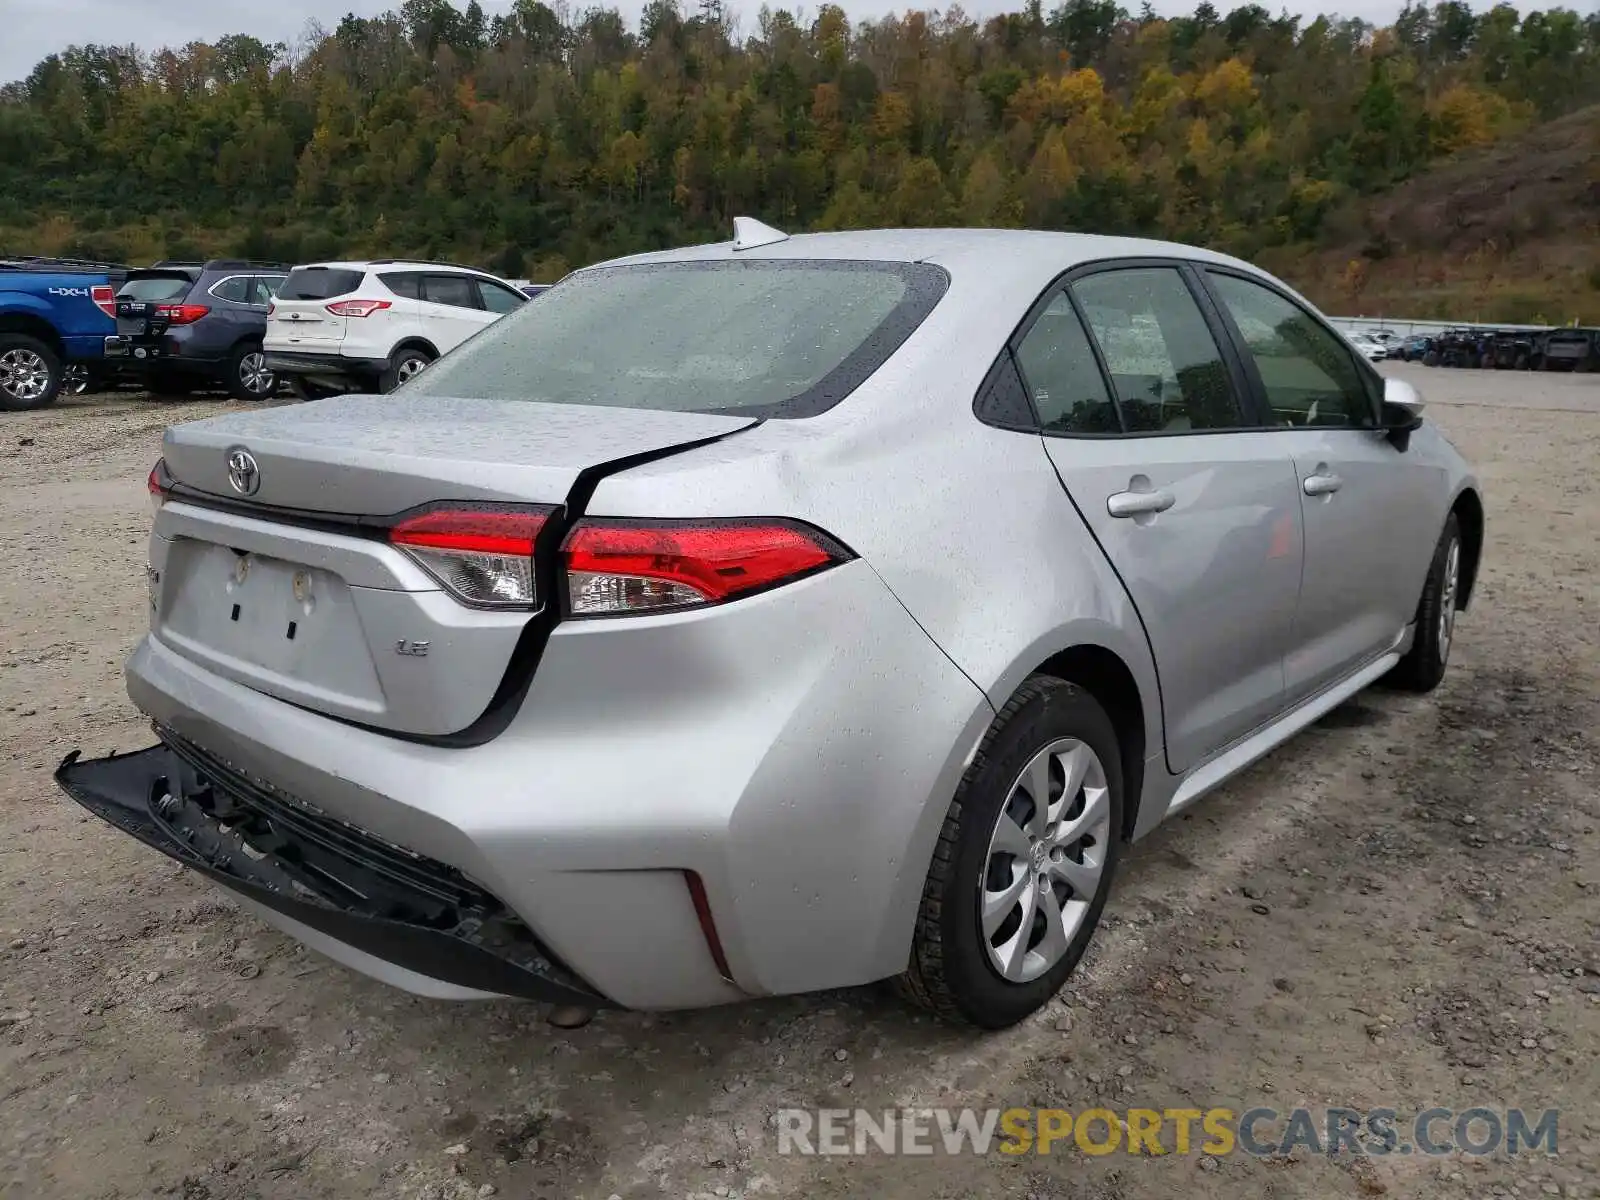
[
  {"x1": 266, "y1": 301, "x2": 276, "y2": 317},
  {"x1": 154, "y1": 303, "x2": 209, "y2": 325},
  {"x1": 92, "y1": 284, "x2": 116, "y2": 319},
  {"x1": 326, "y1": 299, "x2": 391, "y2": 318},
  {"x1": 389, "y1": 506, "x2": 555, "y2": 608},
  {"x1": 147, "y1": 458, "x2": 168, "y2": 512},
  {"x1": 560, "y1": 518, "x2": 850, "y2": 617}
]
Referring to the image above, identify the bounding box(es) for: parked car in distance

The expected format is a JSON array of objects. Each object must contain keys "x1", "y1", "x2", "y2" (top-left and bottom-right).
[
  {"x1": 110, "y1": 260, "x2": 290, "y2": 401},
  {"x1": 264, "y1": 260, "x2": 529, "y2": 397},
  {"x1": 1535, "y1": 327, "x2": 1597, "y2": 372},
  {"x1": 1487, "y1": 330, "x2": 1535, "y2": 370},
  {"x1": 1347, "y1": 331, "x2": 1387, "y2": 361},
  {"x1": 61, "y1": 221, "x2": 1483, "y2": 1029},
  {"x1": 0, "y1": 255, "x2": 126, "y2": 410},
  {"x1": 1392, "y1": 335, "x2": 1433, "y2": 363},
  {"x1": 506, "y1": 279, "x2": 552, "y2": 298}
]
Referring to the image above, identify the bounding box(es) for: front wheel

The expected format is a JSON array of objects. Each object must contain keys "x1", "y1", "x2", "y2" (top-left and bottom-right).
[
  {"x1": 1388, "y1": 513, "x2": 1462, "y2": 693},
  {"x1": 0, "y1": 334, "x2": 63, "y2": 411},
  {"x1": 900, "y1": 677, "x2": 1123, "y2": 1028}
]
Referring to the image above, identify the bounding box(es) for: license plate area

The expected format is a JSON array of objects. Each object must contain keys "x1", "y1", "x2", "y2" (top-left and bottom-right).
[{"x1": 156, "y1": 541, "x2": 385, "y2": 714}]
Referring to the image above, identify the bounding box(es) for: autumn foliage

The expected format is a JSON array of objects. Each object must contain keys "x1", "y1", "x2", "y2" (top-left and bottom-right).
[{"x1": 0, "y1": 0, "x2": 1595, "y2": 278}]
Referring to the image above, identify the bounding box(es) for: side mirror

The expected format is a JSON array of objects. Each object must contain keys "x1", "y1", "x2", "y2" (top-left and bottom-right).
[{"x1": 1379, "y1": 378, "x2": 1425, "y2": 450}]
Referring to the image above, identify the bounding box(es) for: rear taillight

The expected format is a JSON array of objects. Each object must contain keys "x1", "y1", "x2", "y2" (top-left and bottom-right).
[
  {"x1": 92, "y1": 285, "x2": 116, "y2": 319},
  {"x1": 560, "y1": 518, "x2": 851, "y2": 617},
  {"x1": 326, "y1": 299, "x2": 391, "y2": 318},
  {"x1": 389, "y1": 506, "x2": 555, "y2": 608},
  {"x1": 147, "y1": 459, "x2": 168, "y2": 513},
  {"x1": 266, "y1": 301, "x2": 275, "y2": 317},
  {"x1": 154, "y1": 303, "x2": 209, "y2": 325}
]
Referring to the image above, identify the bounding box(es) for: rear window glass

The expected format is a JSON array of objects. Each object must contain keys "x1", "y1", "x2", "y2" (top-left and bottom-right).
[
  {"x1": 119, "y1": 275, "x2": 192, "y2": 302},
  {"x1": 279, "y1": 268, "x2": 365, "y2": 301},
  {"x1": 406, "y1": 260, "x2": 949, "y2": 417}
]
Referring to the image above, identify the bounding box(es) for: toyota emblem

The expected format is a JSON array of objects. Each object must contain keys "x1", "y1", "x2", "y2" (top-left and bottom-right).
[{"x1": 226, "y1": 447, "x2": 261, "y2": 496}]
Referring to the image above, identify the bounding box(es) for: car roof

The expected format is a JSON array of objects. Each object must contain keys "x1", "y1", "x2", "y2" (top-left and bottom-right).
[
  {"x1": 297, "y1": 260, "x2": 497, "y2": 274},
  {"x1": 594, "y1": 227, "x2": 1265, "y2": 282}
]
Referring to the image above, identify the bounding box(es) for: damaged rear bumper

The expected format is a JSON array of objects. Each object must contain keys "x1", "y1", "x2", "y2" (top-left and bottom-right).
[{"x1": 55, "y1": 735, "x2": 611, "y2": 1009}]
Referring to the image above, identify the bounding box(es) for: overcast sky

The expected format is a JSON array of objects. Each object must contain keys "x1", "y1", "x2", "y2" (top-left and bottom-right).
[{"x1": 7, "y1": 0, "x2": 1413, "y2": 86}]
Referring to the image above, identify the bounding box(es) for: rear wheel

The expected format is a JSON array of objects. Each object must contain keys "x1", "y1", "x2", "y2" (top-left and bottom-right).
[
  {"x1": 0, "y1": 334, "x2": 63, "y2": 411},
  {"x1": 899, "y1": 677, "x2": 1123, "y2": 1028},
  {"x1": 62, "y1": 363, "x2": 101, "y2": 396},
  {"x1": 380, "y1": 347, "x2": 433, "y2": 393},
  {"x1": 1389, "y1": 513, "x2": 1462, "y2": 694},
  {"x1": 227, "y1": 343, "x2": 276, "y2": 402}
]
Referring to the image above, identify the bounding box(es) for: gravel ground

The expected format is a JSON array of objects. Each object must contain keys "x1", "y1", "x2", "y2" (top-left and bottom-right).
[{"x1": 1, "y1": 367, "x2": 1597, "y2": 1200}]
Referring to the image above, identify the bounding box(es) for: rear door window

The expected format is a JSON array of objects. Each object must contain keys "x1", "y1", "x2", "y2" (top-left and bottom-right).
[
  {"x1": 278, "y1": 268, "x2": 365, "y2": 301},
  {"x1": 422, "y1": 274, "x2": 479, "y2": 309},
  {"x1": 251, "y1": 275, "x2": 286, "y2": 304},
  {"x1": 1070, "y1": 267, "x2": 1248, "y2": 433}
]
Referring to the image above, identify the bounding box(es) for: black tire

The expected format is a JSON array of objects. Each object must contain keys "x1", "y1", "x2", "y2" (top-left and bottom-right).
[
  {"x1": 62, "y1": 363, "x2": 102, "y2": 397},
  {"x1": 1388, "y1": 513, "x2": 1462, "y2": 694},
  {"x1": 144, "y1": 368, "x2": 193, "y2": 397},
  {"x1": 0, "y1": 333, "x2": 63, "y2": 411},
  {"x1": 226, "y1": 343, "x2": 276, "y2": 402},
  {"x1": 379, "y1": 346, "x2": 434, "y2": 393},
  {"x1": 285, "y1": 376, "x2": 341, "y2": 402},
  {"x1": 899, "y1": 677, "x2": 1124, "y2": 1028}
]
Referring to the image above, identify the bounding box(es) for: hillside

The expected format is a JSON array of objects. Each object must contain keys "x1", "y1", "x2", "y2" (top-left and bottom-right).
[
  {"x1": 1269, "y1": 103, "x2": 1600, "y2": 322},
  {"x1": 2, "y1": 0, "x2": 1598, "y2": 316}
]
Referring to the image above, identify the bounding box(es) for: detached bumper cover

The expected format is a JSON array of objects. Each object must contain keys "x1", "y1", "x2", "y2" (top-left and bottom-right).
[{"x1": 55, "y1": 736, "x2": 610, "y2": 1008}]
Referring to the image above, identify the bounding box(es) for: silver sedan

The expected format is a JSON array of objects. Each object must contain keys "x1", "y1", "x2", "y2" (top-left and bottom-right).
[{"x1": 59, "y1": 222, "x2": 1482, "y2": 1028}]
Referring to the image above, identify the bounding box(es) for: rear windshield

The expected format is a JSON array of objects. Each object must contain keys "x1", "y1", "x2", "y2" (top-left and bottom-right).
[
  {"x1": 405, "y1": 259, "x2": 950, "y2": 418},
  {"x1": 119, "y1": 274, "x2": 192, "y2": 302},
  {"x1": 279, "y1": 267, "x2": 365, "y2": 301}
]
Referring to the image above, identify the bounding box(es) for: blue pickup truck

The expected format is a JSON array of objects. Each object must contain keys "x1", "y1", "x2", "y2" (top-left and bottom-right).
[{"x1": 0, "y1": 256, "x2": 128, "y2": 411}]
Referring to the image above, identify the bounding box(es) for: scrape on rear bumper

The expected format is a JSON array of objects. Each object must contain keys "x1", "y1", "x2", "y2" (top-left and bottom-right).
[{"x1": 54, "y1": 735, "x2": 611, "y2": 1008}]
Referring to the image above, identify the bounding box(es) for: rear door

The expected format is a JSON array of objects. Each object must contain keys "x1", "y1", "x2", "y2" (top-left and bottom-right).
[
  {"x1": 1030, "y1": 262, "x2": 1304, "y2": 773},
  {"x1": 1200, "y1": 268, "x2": 1441, "y2": 705},
  {"x1": 419, "y1": 273, "x2": 493, "y2": 353}
]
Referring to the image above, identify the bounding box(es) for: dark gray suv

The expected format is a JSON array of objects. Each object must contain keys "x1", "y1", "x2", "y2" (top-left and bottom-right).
[{"x1": 110, "y1": 259, "x2": 290, "y2": 400}]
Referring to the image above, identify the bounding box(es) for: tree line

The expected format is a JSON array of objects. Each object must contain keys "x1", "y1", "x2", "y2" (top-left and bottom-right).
[{"x1": 1, "y1": 0, "x2": 1596, "y2": 280}]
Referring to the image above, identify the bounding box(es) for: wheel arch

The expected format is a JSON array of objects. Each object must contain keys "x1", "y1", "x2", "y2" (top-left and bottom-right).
[
  {"x1": 390, "y1": 337, "x2": 440, "y2": 361},
  {"x1": 1015, "y1": 640, "x2": 1156, "y2": 844},
  {"x1": 1451, "y1": 486, "x2": 1484, "y2": 609},
  {"x1": 0, "y1": 312, "x2": 65, "y2": 357}
]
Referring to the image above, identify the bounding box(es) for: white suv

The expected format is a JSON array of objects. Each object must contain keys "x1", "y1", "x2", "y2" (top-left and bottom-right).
[{"x1": 264, "y1": 261, "x2": 529, "y2": 396}]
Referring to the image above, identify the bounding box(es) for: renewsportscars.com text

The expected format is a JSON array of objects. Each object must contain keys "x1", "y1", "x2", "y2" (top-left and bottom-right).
[{"x1": 775, "y1": 1106, "x2": 1560, "y2": 1158}]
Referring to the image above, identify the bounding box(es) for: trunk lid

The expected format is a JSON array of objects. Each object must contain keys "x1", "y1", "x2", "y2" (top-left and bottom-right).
[
  {"x1": 116, "y1": 269, "x2": 196, "y2": 338},
  {"x1": 150, "y1": 396, "x2": 757, "y2": 737},
  {"x1": 266, "y1": 297, "x2": 347, "y2": 348}
]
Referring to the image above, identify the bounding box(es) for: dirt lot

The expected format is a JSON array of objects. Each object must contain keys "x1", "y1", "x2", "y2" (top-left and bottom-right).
[{"x1": 2, "y1": 367, "x2": 1597, "y2": 1200}]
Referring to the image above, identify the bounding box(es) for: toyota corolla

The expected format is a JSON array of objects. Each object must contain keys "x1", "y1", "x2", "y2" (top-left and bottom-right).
[{"x1": 58, "y1": 222, "x2": 1482, "y2": 1028}]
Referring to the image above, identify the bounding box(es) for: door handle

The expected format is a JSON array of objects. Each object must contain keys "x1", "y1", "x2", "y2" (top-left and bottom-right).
[
  {"x1": 1107, "y1": 488, "x2": 1176, "y2": 518},
  {"x1": 1303, "y1": 473, "x2": 1343, "y2": 496}
]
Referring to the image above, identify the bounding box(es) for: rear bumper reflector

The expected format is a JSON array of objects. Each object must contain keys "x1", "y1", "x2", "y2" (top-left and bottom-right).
[{"x1": 54, "y1": 737, "x2": 611, "y2": 1009}]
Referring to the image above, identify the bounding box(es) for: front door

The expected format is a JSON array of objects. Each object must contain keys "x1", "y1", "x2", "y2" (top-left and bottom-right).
[
  {"x1": 1027, "y1": 264, "x2": 1305, "y2": 773},
  {"x1": 1200, "y1": 269, "x2": 1443, "y2": 702}
]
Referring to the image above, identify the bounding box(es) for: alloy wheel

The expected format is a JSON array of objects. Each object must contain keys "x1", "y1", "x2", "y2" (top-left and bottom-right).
[
  {"x1": 396, "y1": 356, "x2": 428, "y2": 384},
  {"x1": 62, "y1": 364, "x2": 92, "y2": 395},
  {"x1": 1438, "y1": 536, "x2": 1460, "y2": 661},
  {"x1": 239, "y1": 351, "x2": 275, "y2": 397},
  {"x1": 980, "y1": 738, "x2": 1111, "y2": 983},
  {"x1": 0, "y1": 347, "x2": 51, "y2": 402}
]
